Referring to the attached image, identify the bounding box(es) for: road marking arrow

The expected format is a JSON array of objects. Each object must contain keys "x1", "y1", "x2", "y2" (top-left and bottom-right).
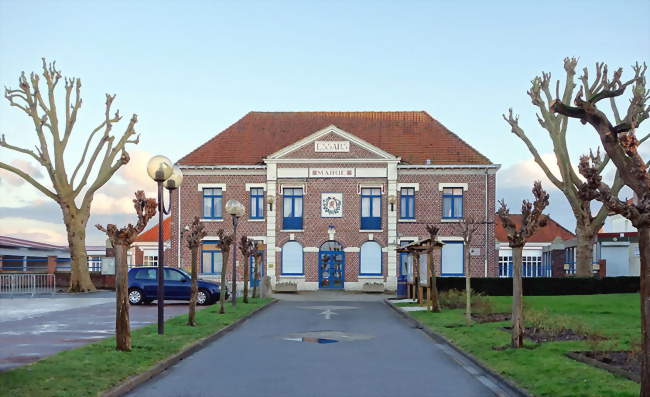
[{"x1": 319, "y1": 308, "x2": 338, "y2": 320}]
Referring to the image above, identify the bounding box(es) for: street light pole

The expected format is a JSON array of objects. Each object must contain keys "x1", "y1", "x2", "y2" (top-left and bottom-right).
[
  {"x1": 156, "y1": 180, "x2": 165, "y2": 335},
  {"x1": 147, "y1": 156, "x2": 183, "y2": 336},
  {"x1": 225, "y1": 199, "x2": 245, "y2": 308},
  {"x1": 231, "y1": 214, "x2": 239, "y2": 307}
]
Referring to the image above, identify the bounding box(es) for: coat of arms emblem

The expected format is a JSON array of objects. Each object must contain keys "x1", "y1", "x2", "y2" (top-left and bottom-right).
[{"x1": 321, "y1": 193, "x2": 343, "y2": 217}]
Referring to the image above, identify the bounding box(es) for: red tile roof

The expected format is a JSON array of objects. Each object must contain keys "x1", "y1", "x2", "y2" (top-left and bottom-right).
[
  {"x1": 178, "y1": 111, "x2": 492, "y2": 166},
  {"x1": 135, "y1": 217, "x2": 171, "y2": 243},
  {"x1": 495, "y1": 214, "x2": 575, "y2": 243}
]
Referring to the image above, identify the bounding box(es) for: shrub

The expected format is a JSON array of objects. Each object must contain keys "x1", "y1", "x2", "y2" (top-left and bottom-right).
[
  {"x1": 438, "y1": 289, "x2": 495, "y2": 313},
  {"x1": 524, "y1": 308, "x2": 591, "y2": 337}
]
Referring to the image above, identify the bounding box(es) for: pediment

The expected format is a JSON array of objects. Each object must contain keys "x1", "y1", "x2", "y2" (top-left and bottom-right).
[{"x1": 265, "y1": 125, "x2": 399, "y2": 161}]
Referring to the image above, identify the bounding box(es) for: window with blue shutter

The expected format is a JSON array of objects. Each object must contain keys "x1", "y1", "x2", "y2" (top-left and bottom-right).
[
  {"x1": 282, "y1": 188, "x2": 303, "y2": 229},
  {"x1": 361, "y1": 188, "x2": 381, "y2": 229}
]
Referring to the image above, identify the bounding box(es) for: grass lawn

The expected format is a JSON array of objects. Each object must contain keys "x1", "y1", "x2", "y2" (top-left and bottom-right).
[
  {"x1": 404, "y1": 293, "x2": 640, "y2": 397},
  {"x1": 0, "y1": 297, "x2": 273, "y2": 397}
]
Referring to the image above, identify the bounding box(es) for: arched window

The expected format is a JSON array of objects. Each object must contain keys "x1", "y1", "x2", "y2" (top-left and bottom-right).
[
  {"x1": 282, "y1": 241, "x2": 303, "y2": 275},
  {"x1": 360, "y1": 241, "x2": 382, "y2": 275}
]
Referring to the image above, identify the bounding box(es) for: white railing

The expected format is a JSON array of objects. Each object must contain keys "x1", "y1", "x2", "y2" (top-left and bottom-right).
[{"x1": 0, "y1": 273, "x2": 56, "y2": 296}]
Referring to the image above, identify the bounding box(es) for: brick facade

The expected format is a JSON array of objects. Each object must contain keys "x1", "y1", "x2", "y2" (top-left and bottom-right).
[{"x1": 172, "y1": 121, "x2": 498, "y2": 292}]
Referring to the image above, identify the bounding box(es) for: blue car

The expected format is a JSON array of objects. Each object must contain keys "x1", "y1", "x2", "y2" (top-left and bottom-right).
[{"x1": 127, "y1": 266, "x2": 226, "y2": 305}]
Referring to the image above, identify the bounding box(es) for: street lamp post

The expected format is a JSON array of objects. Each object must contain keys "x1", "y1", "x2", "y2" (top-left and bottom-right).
[
  {"x1": 147, "y1": 155, "x2": 183, "y2": 335},
  {"x1": 225, "y1": 199, "x2": 245, "y2": 307}
]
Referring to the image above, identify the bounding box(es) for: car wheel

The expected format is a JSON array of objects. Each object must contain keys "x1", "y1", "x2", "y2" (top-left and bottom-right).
[
  {"x1": 197, "y1": 289, "x2": 211, "y2": 305},
  {"x1": 128, "y1": 288, "x2": 144, "y2": 305}
]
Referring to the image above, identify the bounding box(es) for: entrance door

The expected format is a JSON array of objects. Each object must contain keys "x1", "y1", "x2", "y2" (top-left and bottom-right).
[{"x1": 319, "y1": 241, "x2": 345, "y2": 289}]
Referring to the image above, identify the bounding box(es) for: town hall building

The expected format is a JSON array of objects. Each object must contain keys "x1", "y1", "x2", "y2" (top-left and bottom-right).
[{"x1": 169, "y1": 111, "x2": 499, "y2": 292}]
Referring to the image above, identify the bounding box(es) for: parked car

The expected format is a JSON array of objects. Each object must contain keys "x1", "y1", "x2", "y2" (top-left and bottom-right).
[{"x1": 127, "y1": 266, "x2": 226, "y2": 305}]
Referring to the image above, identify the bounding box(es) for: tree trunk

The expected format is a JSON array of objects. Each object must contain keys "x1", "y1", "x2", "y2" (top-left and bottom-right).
[
  {"x1": 465, "y1": 247, "x2": 471, "y2": 324},
  {"x1": 427, "y1": 250, "x2": 441, "y2": 312},
  {"x1": 575, "y1": 225, "x2": 596, "y2": 277},
  {"x1": 63, "y1": 207, "x2": 96, "y2": 292},
  {"x1": 219, "y1": 250, "x2": 229, "y2": 314},
  {"x1": 640, "y1": 225, "x2": 650, "y2": 397},
  {"x1": 188, "y1": 245, "x2": 198, "y2": 326},
  {"x1": 413, "y1": 253, "x2": 421, "y2": 305},
  {"x1": 511, "y1": 246, "x2": 524, "y2": 348},
  {"x1": 114, "y1": 243, "x2": 130, "y2": 351},
  {"x1": 252, "y1": 255, "x2": 260, "y2": 299},
  {"x1": 243, "y1": 254, "x2": 249, "y2": 303}
]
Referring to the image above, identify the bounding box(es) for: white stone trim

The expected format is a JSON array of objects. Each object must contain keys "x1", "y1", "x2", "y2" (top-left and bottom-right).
[
  {"x1": 197, "y1": 183, "x2": 226, "y2": 192},
  {"x1": 247, "y1": 236, "x2": 267, "y2": 243},
  {"x1": 357, "y1": 184, "x2": 384, "y2": 194},
  {"x1": 356, "y1": 168, "x2": 387, "y2": 178},
  {"x1": 360, "y1": 229, "x2": 383, "y2": 233},
  {"x1": 398, "y1": 219, "x2": 417, "y2": 223},
  {"x1": 265, "y1": 125, "x2": 400, "y2": 161},
  {"x1": 343, "y1": 247, "x2": 360, "y2": 253},
  {"x1": 303, "y1": 247, "x2": 319, "y2": 253},
  {"x1": 397, "y1": 183, "x2": 420, "y2": 191},
  {"x1": 438, "y1": 182, "x2": 468, "y2": 191},
  {"x1": 280, "y1": 184, "x2": 306, "y2": 194},
  {"x1": 201, "y1": 236, "x2": 222, "y2": 241},
  {"x1": 277, "y1": 168, "x2": 308, "y2": 178},
  {"x1": 398, "y1": 236, "x2": 419, "y2": 243},
  {"x1": 245, "y1": 183, "x2": 266, "y2": 191},
  {"x1": 200, "y1": 218, "x2": 224, "y2": 222},
  {"x1": 440, "y1": 218, "x2": 462, "y2": 223},
  {"x1": 438, "y1": 236, "x2": 465, "y2": 242},
  {"x1": 247, "y1": 219, "x2": 265, "y2": 222}
]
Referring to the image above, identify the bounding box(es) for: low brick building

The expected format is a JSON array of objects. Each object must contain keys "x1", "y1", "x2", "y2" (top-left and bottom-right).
[
  {"x1": 495, "y1": 214, "x2": 576, "y2": 277},
  {"x1": 170, "y1": 111, "x2": 499, "y2": 291},
  {"x1": 128, "y1": 217, "x2": 171, "y2": 267}
]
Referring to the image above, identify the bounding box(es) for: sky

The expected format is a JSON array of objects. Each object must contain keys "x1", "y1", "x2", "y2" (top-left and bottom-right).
[{"x1": 0, "y1": 0, "x2": 648, "y2": 245}]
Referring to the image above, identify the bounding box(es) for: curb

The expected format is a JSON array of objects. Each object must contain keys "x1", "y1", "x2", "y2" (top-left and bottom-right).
[
  {"x1": 383, "y1": 300, "x2": 534, "y2": 397},
  {"x1": 102, "y1": 299, "x2": 279, "y2": 397}
]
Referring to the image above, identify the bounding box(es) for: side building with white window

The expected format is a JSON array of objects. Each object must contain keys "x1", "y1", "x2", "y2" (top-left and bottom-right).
[
  {"x1": 495, "y1": 214, "x2": 576, "y2": 278},
  {"x1": 170, "y1": 112, "x2": 499, "y2": 291}
]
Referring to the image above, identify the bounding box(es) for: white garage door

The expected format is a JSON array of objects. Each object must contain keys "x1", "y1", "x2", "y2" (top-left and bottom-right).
[{"x1": 602, "y1": 245, "x2": 629, "y2": 276}]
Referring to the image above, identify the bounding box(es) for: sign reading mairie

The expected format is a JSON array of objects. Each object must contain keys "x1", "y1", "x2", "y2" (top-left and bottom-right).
[
  {"x1": 314, "y1": 140, "x2": 350, "y2": 152},
  {"x1": 310, "y1": 168, "x2": 354, "y2": 178}
]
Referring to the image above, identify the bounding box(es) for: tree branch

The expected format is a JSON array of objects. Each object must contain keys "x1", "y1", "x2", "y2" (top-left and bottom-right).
[
  {"x1": 0, "y1": 161, "x2": 56, "y2": 200},
  {"x1": 502, "y1": 109, "x2": 562, "y2": 187}
]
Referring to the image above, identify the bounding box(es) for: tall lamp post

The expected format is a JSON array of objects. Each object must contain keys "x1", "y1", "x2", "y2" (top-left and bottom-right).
[
  {"x1": 225, "y1": 199, "x2": 245, "y2": 307},
  {"x1": 146, "y1": 155, "x2": 183, "y2": 335}
]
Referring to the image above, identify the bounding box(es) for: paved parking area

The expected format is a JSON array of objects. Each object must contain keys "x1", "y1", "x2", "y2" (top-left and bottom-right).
[{"x1": 0, "y1": 291, "x2": 195, "y2": 371}]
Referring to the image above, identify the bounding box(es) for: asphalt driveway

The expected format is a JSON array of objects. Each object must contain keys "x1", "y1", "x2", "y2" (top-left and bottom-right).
[
  {"x1": 128, "y1": 299, "x2": 506, "y2": 397},
  {"x1": 0, "y1": 291, "x2": 195, "y2": 371}
]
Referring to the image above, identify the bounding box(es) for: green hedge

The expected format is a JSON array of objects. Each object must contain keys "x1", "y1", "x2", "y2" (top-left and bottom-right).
[{"x1": 435, "y1": 277, "x2": 640, "y2": 296}]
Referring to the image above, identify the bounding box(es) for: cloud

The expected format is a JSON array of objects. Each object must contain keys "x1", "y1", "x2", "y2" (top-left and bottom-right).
[
  {"x1": 498, "y1": 153, "x2": 562, "y2": 190},
  {"x1": 0, "y1": 217, "x2": 68, "y2": 245},
  {"x1": 0, "y1": 159, "x2": 45, "y2": 187}
]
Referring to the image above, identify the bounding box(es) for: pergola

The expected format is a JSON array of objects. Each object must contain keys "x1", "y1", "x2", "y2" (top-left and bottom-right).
[{"x1": 396, "y1": 238, "x2": 444, "y2": 309}]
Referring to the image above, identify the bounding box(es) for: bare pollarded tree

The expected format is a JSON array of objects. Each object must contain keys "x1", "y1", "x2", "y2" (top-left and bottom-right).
[
  {"x1": 454, "y1": 216, "x2": 481, "y2": 324},
  {"x1": 425, "y1": 225, "x2": 442, "y2": 313},
  {"x1": 215, "y1": 229, "x2": 233, "y2": 314},
  {"x1": 183, "y1": 217, "x2": 207, "y2": 326},
  {"x1": 502, "y1": 58, "x2": 649, "y2": 277},
  {"x1": 239, "y1": 236, "x2": 255, "y2": 304},
  {"x1": 497, "y1": 182, "x2": 549, "y2": 348},
  {"x1": 1, "y1": 59, "x2": 139, "y2": 292},
  {"x1": 96, "y1": 191, "x2": 156, "y2": 351},
  {"x1": 548, "y1": 61, "x2": 649, "y2": 395}
]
